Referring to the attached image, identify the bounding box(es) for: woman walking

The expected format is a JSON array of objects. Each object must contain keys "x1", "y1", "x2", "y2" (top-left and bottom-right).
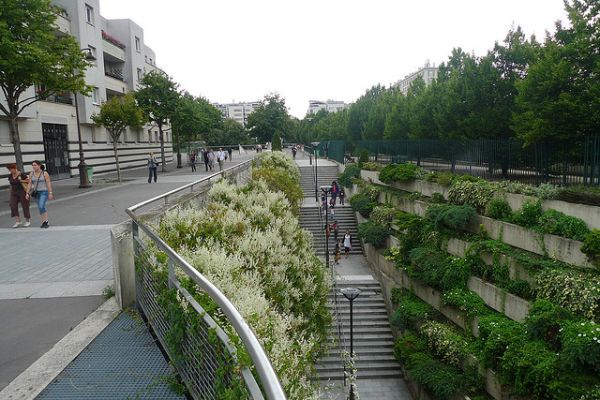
[
  {"x1": 331, "y1": 181, "x2": 340, "y2": 205},
  {"x1": 208, "y1": 149, "x2": 216, "y2": 171},
  {"x1": 6, "y1": 163, "x2": 31, "y2": 228},
  {"x1": 25, "y1": 161, "x2": 53, "y2": 229},
  {"x1": 147, "y1": 152, "x2": 158, "y2": 183},
  {"x1": 343, "y1": 230, "x2": 352, "y2": 259},
  {"x1": 190, "y1": 152, "x2": 197, "y2": 172}
]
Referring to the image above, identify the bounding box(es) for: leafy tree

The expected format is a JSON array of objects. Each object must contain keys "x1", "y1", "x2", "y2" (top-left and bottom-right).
[
  {"x1": 207, "y1": 119, "x2": 248, "y2": 146},
  {"x1": 272, "y1": 131, "x2": 282, "y2": 151},
  {"x1": 92, "y1": 94, "x2": 144, "y2": 182},
  {"x1": 0, "y1": 0, "x2": 90, "y2": 170},
  {"x1": 246, "y1": 93, "x2": 290, "y2": 143},
  {"x1": 135, "y1": 70, "x2": 180, "y2": 171}
]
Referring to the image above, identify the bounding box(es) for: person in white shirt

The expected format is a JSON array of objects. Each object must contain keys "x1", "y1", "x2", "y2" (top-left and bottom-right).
[{"x1": 217, "y1": 148, "x2": 226, "y2": 170}]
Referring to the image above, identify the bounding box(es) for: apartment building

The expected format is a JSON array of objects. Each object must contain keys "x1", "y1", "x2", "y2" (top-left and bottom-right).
[
  {"x1": 395, "y1": 61, "x2": 439, "y2": 95},
  {"x1": 307, "y1": 100, "x2": 348, "y2": 116},
  {"x1": 213, "y1": 101, "x2": 261, "y2": 126},
  {"x1": 0, "y1": 0, "x2": 172, "y2": 187}
]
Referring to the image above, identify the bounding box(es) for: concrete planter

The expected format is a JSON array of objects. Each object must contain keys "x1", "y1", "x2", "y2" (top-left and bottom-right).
[
  {"x1": 360, "y1": 170, "x2": 383, "y2": 185},
  {"x1": 468, "y1": 277, "x2": 531, "y2": 323}
]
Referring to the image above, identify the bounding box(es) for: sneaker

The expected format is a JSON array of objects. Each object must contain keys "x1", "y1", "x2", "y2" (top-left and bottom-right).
[
  {"x1": 23, "y1": 221, "x2": 31, "y2": 227},
  {"x1": 41, "y1": 221, "x2": 49, "y2": 229},
  {"x1": 12, "y1": 222, "x2": 20, "y2": 228}
]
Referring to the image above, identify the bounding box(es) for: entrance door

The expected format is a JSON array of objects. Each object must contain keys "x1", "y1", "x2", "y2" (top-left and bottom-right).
[{"x1": 42, "y1": 123, "x2": 70, "y2": 179}]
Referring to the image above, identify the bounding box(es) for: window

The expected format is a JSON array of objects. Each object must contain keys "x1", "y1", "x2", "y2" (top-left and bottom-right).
[
  {"x1": 85, "y1": 4, "x2": 94, "y2": 24},
  {"x1": 137, "y1": 68, "x2": 142, "y2": 80},
  {"x1": 155, "y1": 131, "x2": 159, "y2": 143},
  {"x1": 148, "y1": 129, "x2": 153, "y2": 143},
  {"x1": 92, "y1": 87, "x2": 100, "y2": 104},
  {"x1": 135, "y1": 36, "x2": 141, "y2": 52}
]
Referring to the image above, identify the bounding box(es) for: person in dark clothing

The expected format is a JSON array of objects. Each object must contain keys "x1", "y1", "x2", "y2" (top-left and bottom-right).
[
  {"x1": 339, "y1": 188, "x2": 346, "y2": 205},
  {"x1": 202, "y1": 149, "x2": 209, "y2": 171},
  {"x1": 147, "y1": 152, "x2": 158, "y2": 183},
  {"x1": 6, "y1": 163, "x2": 30, "y2": 228},
  {"x1": 331, "y1": 181, "x2": 340, "y2": 205},
  {"x1": 227, "y1": 148, "x2": 233, "y2": 161},
  {"x1": 190, "y1": 152, "x2": 197, "y2": 172}
]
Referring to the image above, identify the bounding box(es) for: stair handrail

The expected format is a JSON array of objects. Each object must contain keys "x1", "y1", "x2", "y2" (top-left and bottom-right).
[{"x1": 328, "y1": 257, "x2": 350, "y2": 385}]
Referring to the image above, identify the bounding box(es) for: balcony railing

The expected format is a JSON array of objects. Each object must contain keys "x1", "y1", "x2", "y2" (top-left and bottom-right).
[
  {"x1": 105, "y1": 69, "x2": 124, "y2": 81},
  {"x1": 38, "y1": 92, "x2": 73, "y2": 105},
  {"x1": 101, "y1": 30, "x2": 126, "y2": 49}
]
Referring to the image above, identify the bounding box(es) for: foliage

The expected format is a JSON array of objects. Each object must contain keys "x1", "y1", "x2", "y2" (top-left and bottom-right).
[
  {"x1": 560, "y1": 320, "x2": 600, "y2": 373},
  {"x1": 394, "y1": 332, "x2": 428, "y2": 363},
  {"x1": 361, "y1": 161, "x2": 382, "y2": 171},
  {"x1": 485, "y1": 198, "x2": 513, "y2": 220},
  {"x1": 350, "y1": 193, "x2": 378, "y2": 218},
  {"x1": 358, "y1": 149, "x2": 369, "y2": 164},
  {"x1": 255, "y1": 151, "x2": 301, "y2": 181},
  {"x1": 424, "y1": 171, "x2": 455, "y2": 186},
  {"x1": 406, "y1": 352, "x2": 467, "y2": 400},
  {"x1": 535, "y1": 269, "x2": 600, "y2": 321},
  {"x1": 448, "y1": 179, "x2": 495, "y2": 213},
  {"x1": 426, "y1": 204, "x2": 477, "y2": 232},
  {"x1": 408, "y1": 247, "x2": 470, "y2": 291},
  {"x1": 496, "y1": 181, "x2": 559, "y2": 200},
  {"x1": 370, "y1": 205, "x2": 396, "y2": 228},
  {"x1": 0, "y1": 0, "x2": 91, "y2": 170},
  {"x1": 390, "y1": 290, "x2": 438, "y2": 331},
  {"x1": 419, "y1": 321, "x2": 469, "y2": 367},
  {"x1": 477, "y1": 315, "x2": 525, "y2": 370},
  {"x1": 510, "y1": 200, "x2": 543, "y2": 228},
  {"x1": 271, "y1": 131, "x2": 282, "y2": 151},
  {"x1": 557, "y1": 186, "x2": 600, "y2": 207},
  {"x1": 582, "y1": 229, "x2": 600, "y2": 262},
  {"x1": 538, "y1": 209, "x2": 589, "y2": 241},
  {"x1": 338, "y1": 164, "x2": 361, "y2": 188},
  {"x1": 172, "y1": 93, "x2": 222, "y2": 148},
  {"x1": 246, "y1": 93, "x2": 291, "y2": 143},
  {"x1": 358, "y1": 221, "x2": 390, "y2": 248},
  {"x1": 442, "y1": 288, "x2": 490, "y2": 319},
  {"x1": 525, "y1": 300, "x2": 573, "y2": 349},
  {"x1": 207, "y1": 118, "x2": 249, "y2": 146},
  {"x1": 253, "y1": 168, "x2": 303, "y2": 214},
  {"x1": 92, "y1": 94, "x2": 144, "y2": 182},
  {"x1": 379, "y1": 163, "x2": 421, "y2": 183}
]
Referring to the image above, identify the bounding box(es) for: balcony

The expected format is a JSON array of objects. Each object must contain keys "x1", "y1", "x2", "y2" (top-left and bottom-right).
[
  {"x1": 102, "y1": 31, "x2": 126, "y2": 61},
  {"x1": 54, "y1": 9, "x2": 70, "y2": 35},
  {"x1": 40, "y1": 92, "x2": 73, "y2": 105},
  {"x1": 105, "y1": 68, "x2": 124, "y2": 81}
]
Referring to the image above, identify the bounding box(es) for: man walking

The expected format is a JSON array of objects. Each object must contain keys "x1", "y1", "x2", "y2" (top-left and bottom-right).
[
  {"x1": 202, "y1": 149, "x2": 209, "y2": 172},
  {"x1": 217, "y1": 148, "x2": 226, "y2": 171},
  {"x1": 227, "y1": 147, "x2": 233, "y2": 162}
]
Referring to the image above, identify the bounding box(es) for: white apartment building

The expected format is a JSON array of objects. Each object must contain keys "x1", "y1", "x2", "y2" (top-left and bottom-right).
[
  {"x1": 307, "y1": 100, "x2": 348, "y2": 116},
  {"x1": 0, "y1": 0, "x2": 172, "y2": 187},
  {"x1": 212, "y1": 101, "x2": 261, "y2": 126},
  {"x1": 395, "y1": 61, "x2": 439, "y2": 95}
]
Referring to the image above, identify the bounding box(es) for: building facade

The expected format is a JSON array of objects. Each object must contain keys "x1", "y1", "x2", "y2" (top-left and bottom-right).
[
  {"x1": 395, "y1": 61, "x2": 439, "y2": 95},
  {"x1": 307, "y1": 100, "x2": 348, "y2": 116},
  {"x1": 212, "y1": 101, "x2": 261, "y2": 126},
  {"x1": 0, "y1": 0, "x2": 172, "y2": 187}
]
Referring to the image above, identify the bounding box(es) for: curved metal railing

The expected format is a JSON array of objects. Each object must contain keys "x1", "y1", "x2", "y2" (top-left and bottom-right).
[{"x1": 126, "y1": 160, "x2": 286, "y2": 400}]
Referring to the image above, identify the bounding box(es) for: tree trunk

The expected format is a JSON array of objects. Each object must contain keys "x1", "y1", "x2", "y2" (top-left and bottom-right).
[
  {"x1": 113, "y1": 140, "x2": 121, "y2": 183},
  {"x1": 159, "y1": 125, "x2": 166, "y2": 172},
  {"x1": 176, "y1": 129, "x2": 182, "y2": 168},
  {"x1": 8, "y1": 115, "x2": 24, "y2": 171}
]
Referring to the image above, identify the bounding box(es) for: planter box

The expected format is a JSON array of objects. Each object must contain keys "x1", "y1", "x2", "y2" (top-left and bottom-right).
[
  {"x1": 468, "y1": 277, "x2": 531, "y2": 323},
  {"x1": 390, "y1": 180, "x2": 450, "y2": 199},
  {"x1": 360, "y1": 170, "x2": 383, "y2": 185}
]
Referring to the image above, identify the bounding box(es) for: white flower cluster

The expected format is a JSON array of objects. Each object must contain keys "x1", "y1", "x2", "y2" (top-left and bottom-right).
[
  {"x1": 256, "y1": 151, "x2": 301, "y2": 181},
  {"x1": 420, "y1": 321, "x2": 468, "y2": 368},
  {"x1": 156, "y1": 179, "x2": 330, "y2": 399}
]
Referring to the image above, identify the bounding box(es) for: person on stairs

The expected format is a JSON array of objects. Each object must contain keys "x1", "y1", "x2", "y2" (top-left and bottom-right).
[{"x1": 343, "y1": 230, "x2": 352, "y2": 258}]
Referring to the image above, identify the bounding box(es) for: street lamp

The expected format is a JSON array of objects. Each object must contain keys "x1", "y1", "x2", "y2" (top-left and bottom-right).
[
  {"x1": 341, "y1": 287, "x2": 361, "y2": 400},
  {"x1": 314, "y1": 148, "x2": 319, "y2": 202},
  {"x1": 320, "y1": 185, "x2": 332, "y2": 267},
  {"x1": 73, "y1": 47, "x2": 97, "y2": 188}
]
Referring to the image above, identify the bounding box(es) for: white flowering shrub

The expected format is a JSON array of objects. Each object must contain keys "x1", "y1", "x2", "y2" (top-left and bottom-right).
[
  {"x1": 154, "y1": 179, "x2": 330, "y2": 399},
  {"x1": 255, "y1": 151, "x2": 301, "y2": 182}
]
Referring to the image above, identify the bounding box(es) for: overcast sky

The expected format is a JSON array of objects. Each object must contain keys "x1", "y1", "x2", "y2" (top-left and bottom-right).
[{"x1": 99, "y1": 0, "x2": 568, "y2": 118}]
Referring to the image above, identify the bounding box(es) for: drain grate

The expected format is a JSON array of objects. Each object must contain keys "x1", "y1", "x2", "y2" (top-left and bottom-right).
[{"x1": 36, "y1": 311, "x2": 185, "y2": 400}]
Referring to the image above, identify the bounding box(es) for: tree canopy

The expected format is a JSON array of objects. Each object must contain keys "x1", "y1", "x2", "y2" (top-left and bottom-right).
[{"x1": 246, "y1": 93, "x2": 291, "y2": 143}]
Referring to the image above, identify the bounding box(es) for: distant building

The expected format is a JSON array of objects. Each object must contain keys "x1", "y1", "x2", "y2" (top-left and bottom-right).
[
  {"x1": 212, "y1": 101, "x2": 261, "y2": 126},
  {"x1": 307, "y1": 100, "x2": 348, "y2": 116},
  {"x1": 395, "y1": 61, "x2": 439, "y2": 95}
]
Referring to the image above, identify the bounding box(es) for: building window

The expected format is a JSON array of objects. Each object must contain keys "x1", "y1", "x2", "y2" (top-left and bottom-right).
[
  {"x1": 85, "y1": 4, "x2": 94, "y2": 24},
  {"x1": 148, "y1": 129, "x2": 152, "y2": 143},
  {"x1": 155, "y1": 131, "x2": 159, "y2": 143},
  {"x1": 135, "y1": 36, "x2": 141, "y2": 52},
  {"x1": 92, "y1": 87, "x2": 100, "y2": 104},
  {"x1": 137, "y1": 68, "x2": 142, "y2": 81}
]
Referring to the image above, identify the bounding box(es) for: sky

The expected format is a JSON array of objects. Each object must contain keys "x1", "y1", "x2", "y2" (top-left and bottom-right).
[{"x1": 99, "y1": 0, "x2": 569, "y2": 119}]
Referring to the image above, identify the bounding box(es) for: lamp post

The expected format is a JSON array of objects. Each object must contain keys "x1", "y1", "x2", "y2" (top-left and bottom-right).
[
  {"x1": 320, "y1": 185, "x2": 332, "y2": 267},
  {"x1": 341, "y1": 287, "x2": 361, "y2": 400},
  {"x1": 314, "y1": 148, "x2": 319, "y2": 202},
  {"x1": 73, "y1": 48, "x2": 97, "y2": 188}
]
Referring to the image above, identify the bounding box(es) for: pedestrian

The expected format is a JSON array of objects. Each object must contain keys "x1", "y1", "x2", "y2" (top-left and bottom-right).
[
  {"x1": 147, "y1": 152, "x2": 158, "y2": 183},
  {"x1": 292, "y1": 146, "x2": 297, "y2": 159},
  {"x1": 202, "y1": 148, "x2": 209, "y2": 171},
  {"x1": 6, "y1": 163, "x2": 31, "y2": 228},
  {"x1": 227, "y1": 147, "x2": 233, "y2": 162},
  {"x1": 190, "y1": 152, "x2": 197, "y2": 172},
  {"x1": 321, "y1": 195, "x2": 327, "y2": 211},
  {"x1": 217, "y1": 147, "x2": 226, "y2": 170},
  {"x1": 208, "y1": 148, "x2": 216, "y2": 171},
  {"x1": 343, "y1": 230, "x2": 352, "y2": 258},
  {"x1": 331, "y1": 181, "x2": 339, "y2": 205},
  {"x1": 334, "y1": 241, "x2": 341, "y2": 264},
  {"x1": 329, "y1": 204, "x2": 335, "y2": 220},
  {"x1": 326, "y1": 223, "x2": 331, "y2": 239},
  {"x1": 339, "y1": 187, "x2": 346, "y2": 205},
  {"x1": 25, "y1": 160, "x2": 53, "y2": 228}
]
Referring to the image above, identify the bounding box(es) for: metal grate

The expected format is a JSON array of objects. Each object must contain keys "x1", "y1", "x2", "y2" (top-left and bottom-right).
[{"x1": 36, "y1": 311, "x2": 185, "y2": 400}]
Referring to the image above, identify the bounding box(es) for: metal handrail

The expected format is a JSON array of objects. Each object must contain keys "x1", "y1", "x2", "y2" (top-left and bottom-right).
[{"x1": 126, "y1": 159, "x2": 286, "y2": 400}]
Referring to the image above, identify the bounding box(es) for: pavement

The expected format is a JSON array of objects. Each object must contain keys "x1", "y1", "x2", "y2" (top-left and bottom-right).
[{"x1": 0, "y1": 151, "x2": 255, "y2": 392}]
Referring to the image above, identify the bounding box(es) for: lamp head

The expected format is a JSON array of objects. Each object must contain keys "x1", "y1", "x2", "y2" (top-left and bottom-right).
[
  {"x1": 320, "y1": 185, "x2": 332, "y2": 193},
  {"x1": 340, "y1": 287, "x2": 361, "y2": 301}
]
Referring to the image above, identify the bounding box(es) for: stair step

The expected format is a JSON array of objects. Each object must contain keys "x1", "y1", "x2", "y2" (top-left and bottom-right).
[{"x1": 316, "y1": 368, "x2": 402, "y2": 381}]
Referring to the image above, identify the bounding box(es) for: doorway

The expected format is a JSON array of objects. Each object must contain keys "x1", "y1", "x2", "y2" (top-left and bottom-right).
[{"x1": 42, "y1": 123, "x2": 71, "y2": 179}]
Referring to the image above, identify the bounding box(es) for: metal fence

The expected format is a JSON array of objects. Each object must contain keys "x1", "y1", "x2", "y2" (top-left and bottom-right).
[
  {"x1": 126, "y1": 160, "x2": 286, "y2": 400},
  {"x1": 315, "y1": 136, "x2": 600, "y2": 186}
]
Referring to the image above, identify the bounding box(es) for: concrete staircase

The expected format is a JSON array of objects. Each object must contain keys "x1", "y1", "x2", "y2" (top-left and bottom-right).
[
  {"x1": 300, "y1": 166, "x2": 340, "y2": 195},
  {"x1": 299, "y1": 207, "x2": 363, "y2": 255},
  {"x1": 316, "y1": 280, "x2": 402, "y2": 381}
]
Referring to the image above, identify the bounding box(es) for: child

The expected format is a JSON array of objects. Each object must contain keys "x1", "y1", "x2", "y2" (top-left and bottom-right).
[
  {"x1": 334, "y1": 241, "x2": 341, "y2": 264},
  {"x1": 339, "y1": 188, "x2": 346, "y2": 205}
]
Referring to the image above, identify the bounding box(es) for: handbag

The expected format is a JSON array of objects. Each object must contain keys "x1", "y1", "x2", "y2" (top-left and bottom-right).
[{"x1": 30, "y1": 172, "x2": 42, "y2": 198}]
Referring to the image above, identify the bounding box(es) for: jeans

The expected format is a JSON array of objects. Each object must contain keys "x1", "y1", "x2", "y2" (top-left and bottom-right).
[
  {"x1": 148, "y1": 167, "x2": 157, "y2": 183},
  {"x1": 37, "y1": 190, "x2": 49, "y2": 214}
]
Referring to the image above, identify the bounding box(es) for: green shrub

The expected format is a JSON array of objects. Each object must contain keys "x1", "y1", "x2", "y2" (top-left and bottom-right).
[
  {"x1": 361, "y1": 161, "x2": 381, "y2": 171},
  {"x1": 557, "y1": 186, "x2": 600, "y2": 206},
  {"x1": 560, "y1": 320, "x2": 600, "y2": 372},
  {"x1": 485, "y1": 198, "x2": 512, "y2": 220},
  {"x1": 477, "y1": 315, "x2": 525, "y2": 370},
  {"x1": 338, "y1": 164, "x2": 361, "y2": 188},
  {"x1": 425, "y1": 171, "x2": 455, "y2": 186},
  {"x1": 370, "y1": 205, "x2": 396, "y2": 228},
  {"x1": 358, "y1": 221, "x2": 390, "y2": 248},
  {"x1": 394, "y1": 332, "x2": 428, "y2": 363},
  {"x1": 426, "y1": 204, "x2": 477, "y2": 232},
  {"x1": 448, "y1": 179, "x2": 495, "y2": 213},
  {"x1": 419, "y1": 321, "x2": 469, "y2": 367},
  {"x1": 408, "y1": 247, "x2": 470, "y2": 291},
  {"x1": 525, "y1": 300, "x2": 573, "y2": 349},
  {"x1": 538, "y1": 209, "x2": 589, "y2": 241},
  {"x1": 430, "y1": 192, "x2": 447, "y2": 204},
  {"x1": 407, "y1": 352, "x2": 466, "y2": 400},
  {"x1": 511, "y1": 200, "x2": 543, "y2": 228},
  {"x1": 391, "y1": 290, "x2": 437, "y2": 330},
  {"x1": 358, "y1": 149, "x2": 369, "y2": 165},
  {"x1": 379, "y1": 163, "x2": 420, "y2": 183},
  {"x1": 582, "y1": 229, "x2": 600, "y2": 262},
  {"x1": 253, "y1": 167, "x2": 303, "y2": 213},
  {"x1": 350, "y1": 193, "x2": 377, "y2": 218},
  {"x1": 442, "y1": 288, "x2": 490, "y2": 319},
  {"x1": 271, "y1": 132, "x2": 282, "y2": 151}
]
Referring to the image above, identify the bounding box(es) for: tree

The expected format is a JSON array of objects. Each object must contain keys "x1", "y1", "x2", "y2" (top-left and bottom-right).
[
  {"x1": 0, "y1": 0, "x2": 90, "y2": 171},
  {"x1": 246, "y1": 93, "x2": 290, "y2": 143},
  {"x1": 272, "y1": 131, "x2": 282, "y2": 151},
  {"x1": 207, "y1": 119, "x2": 248, "y2": 146},
  {"x1": 92, "y1": 94, "x2": 144, "y2": 182},
  {"x1": 135, "y1": 70, "x2": 180, "y2": 171}
]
